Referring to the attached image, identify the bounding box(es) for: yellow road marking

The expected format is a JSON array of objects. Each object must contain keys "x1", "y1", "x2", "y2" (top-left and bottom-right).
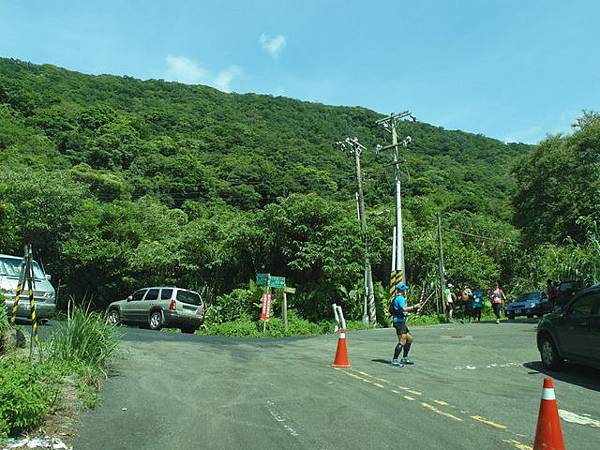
[
  {"x1": 353, "y1": 370, "x2": 390, "y2": 384},
  {"x1": 470, "y1": 415, "x2": 507, "y2": 429},
  {"x1": 374, "y1": 376, "x2": 390, "y2": 384},
  {"x1": 502, "y1": 439, "x2": 533, "y2": 450},
  {"x1": 346, "y1": 373, "x2": 364, "y2": 381},
  {"x1": 336, "y1": 368, "x2": 527, "y2": 442},
  {"x1": 421, "y1": 402, "x2": 463, "y2": 422}
]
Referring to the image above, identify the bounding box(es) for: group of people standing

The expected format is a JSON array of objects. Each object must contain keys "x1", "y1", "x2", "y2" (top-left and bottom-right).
[{"x1": 444, "y1": 283, "x2": 506, "y2": 324}]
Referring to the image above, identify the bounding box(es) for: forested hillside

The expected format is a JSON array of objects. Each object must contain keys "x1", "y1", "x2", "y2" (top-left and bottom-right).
[{"x1": 0, "y1": 57, "x2": 564, "y2": 320}]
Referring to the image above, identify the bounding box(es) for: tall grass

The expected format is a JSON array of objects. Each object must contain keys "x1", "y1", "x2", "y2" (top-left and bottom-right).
[
  {"x1": 43, "y1": 301, "x2": 120, "y2": 375},
  {"x1": 0, "y1": 299, "x2": 11, "y2": 355}
]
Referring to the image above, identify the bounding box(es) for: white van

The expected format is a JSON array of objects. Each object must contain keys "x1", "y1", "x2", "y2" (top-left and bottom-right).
[{"x1": 1, "y1": 254, "x2": 56, "y2": 320}]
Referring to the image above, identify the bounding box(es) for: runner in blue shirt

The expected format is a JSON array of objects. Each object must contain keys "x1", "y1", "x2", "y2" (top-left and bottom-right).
[
  {"x1": 390, "y1": 283, "x2": 424, "y2": 367},
  {"x1": 471, "y1": 285, "x2": 484, "y2": 322}
]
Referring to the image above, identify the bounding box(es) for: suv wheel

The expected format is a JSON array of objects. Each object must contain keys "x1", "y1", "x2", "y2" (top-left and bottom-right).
[
  {"x1": 539, "y1": 334, "x2": 563, "y2": 370},
  {"x1": 149, "y1": 311, "x2": 163, "y2": 331},
  {"x1": 107, "y1": 309, "x2": 121, "y2": 325}
]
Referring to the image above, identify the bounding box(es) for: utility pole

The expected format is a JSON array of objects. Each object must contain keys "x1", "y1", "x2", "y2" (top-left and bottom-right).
[
  {"x1": 376, "y1": 111, "x2": 415, "y2": 285},
  {"x1": 437, "y1": 213, "x2": 446, "y2": 315},
  {"x1": 336, "y1": 137, "x2": 376, "y2": 325}
]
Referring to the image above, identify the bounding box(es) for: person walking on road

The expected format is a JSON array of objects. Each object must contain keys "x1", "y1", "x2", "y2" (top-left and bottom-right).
[
  {"x1": 445, "y1": 283, "x2": 456, "y2": 323},
  {"x1": 490, "y1": 283, "x2": 506, "y2": 324},
  {"x1": 471, "y1": 285, "x2": 484, "y2": 322},
  {"x1": 390, "y1": 283, "x2": 424, "y2": 367},
  {"x1": 461, "y1": 286, "x2": 473, "y2": 323},
  {"x1": 546, "y1": 279, "x2": 558, "y2": 310}
]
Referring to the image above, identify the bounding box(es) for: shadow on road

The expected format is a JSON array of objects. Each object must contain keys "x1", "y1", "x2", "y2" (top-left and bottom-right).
[
  {"x1": 523, "y1": 361, "x2": 600, "y2": 392},
  {"x1": 371, "y1": 359, "x2": 391, "y2": 365}
]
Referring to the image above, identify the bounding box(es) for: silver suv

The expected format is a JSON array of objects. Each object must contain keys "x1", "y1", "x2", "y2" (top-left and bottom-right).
[
  {"x1": 1, "y1": 254, "x2": 56, "y2": 320},
  {"x1": 106, "y1": 287, "x2": 205, "y2": 334}
]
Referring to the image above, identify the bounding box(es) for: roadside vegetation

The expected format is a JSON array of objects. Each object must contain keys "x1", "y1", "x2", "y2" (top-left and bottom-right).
[
  {"x1": 0, "y1": 300, "x2": 120, "y2": 439},
  {"x1": 0, "y1": 58, "x2": 599, "y2": 335}
]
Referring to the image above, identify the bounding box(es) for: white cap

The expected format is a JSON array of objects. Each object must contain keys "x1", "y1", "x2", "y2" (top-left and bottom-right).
[{"x1": 448, "y1": 283, "x2": 454, "y2": 288}]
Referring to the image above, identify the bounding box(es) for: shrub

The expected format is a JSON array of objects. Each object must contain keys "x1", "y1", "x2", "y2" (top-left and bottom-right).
[
  {"x1": 198, "y1": 312, "x2": 373, "y2": 338},
  {"x1": 0, "y1": 357, "x2": 61, "y2": 438},
  {"x1": 207, "y1": 285, "x2": 263, "y2": 324},
  {"x1": 43, "y1": 304, "x2": 120, "y2": 374}
]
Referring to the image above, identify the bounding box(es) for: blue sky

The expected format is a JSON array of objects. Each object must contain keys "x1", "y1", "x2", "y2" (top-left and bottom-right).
[{"x1": 1, "y1": 0, "x2": 599, "y2": 143}]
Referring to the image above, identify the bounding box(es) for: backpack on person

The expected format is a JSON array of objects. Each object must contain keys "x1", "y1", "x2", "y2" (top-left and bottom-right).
[{"x1": 388, "y1": 298, "x2": 403, "y2": 317}]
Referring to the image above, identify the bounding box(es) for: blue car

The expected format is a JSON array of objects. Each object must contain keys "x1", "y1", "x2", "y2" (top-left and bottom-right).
[{"x1": 505, "y1": 291, "x2": 550, "y2": 319}]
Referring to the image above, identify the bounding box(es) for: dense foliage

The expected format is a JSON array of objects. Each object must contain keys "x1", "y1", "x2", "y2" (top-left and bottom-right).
[
  {"x1": 512, "y1": 112, "x2": 600, "y2": 287},
  {"x1": 4, "y1": 57, "x2": 594, "y2": 323},
  {"x1": 0, "y1": 357, "x2": 61, "y2": 437}
]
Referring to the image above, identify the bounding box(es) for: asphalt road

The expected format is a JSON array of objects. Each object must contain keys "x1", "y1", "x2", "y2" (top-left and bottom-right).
[{"x1": 69, "y1": 320, "x2": 600, "y2": 450}]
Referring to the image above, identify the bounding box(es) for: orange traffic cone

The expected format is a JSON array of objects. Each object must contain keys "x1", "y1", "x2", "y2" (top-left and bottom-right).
[
  {"x1": 332, "y1": 329, "x2": 350, "y2": 368},
  {"x1": 533, "y1": 377, "x2": 565, "y2": 450}
]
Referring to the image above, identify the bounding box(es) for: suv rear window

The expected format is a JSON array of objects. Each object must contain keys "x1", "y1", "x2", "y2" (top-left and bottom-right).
[
  {"x1": 176, "y1": 290, "x2": 202, "y2": 306},
  {"x1": 160, "y1": 289, "x2": 173, "y2": 300}
]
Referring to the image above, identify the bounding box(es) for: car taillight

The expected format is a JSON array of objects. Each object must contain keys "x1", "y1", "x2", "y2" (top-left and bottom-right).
[{"x1": 168, "y1": 300, "x2": 177, "y2": 311}]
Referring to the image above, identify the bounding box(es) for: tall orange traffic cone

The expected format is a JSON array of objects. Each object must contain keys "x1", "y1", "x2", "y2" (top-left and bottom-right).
[
  {"x1": 332, "y1": 329, "x2": 350, "y2": 368},
  {"x1": 533, "y1": 377, "x2": 565, "y2": 450}
]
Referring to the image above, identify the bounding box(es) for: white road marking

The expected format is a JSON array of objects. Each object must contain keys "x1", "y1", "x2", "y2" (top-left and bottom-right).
[
  {"x1": 265, "y1": 400, "x2": 300, "y2": 437},
  {"x1": 559, "y1": 410, "x2": 600, "y2": 428},
  {"x1": 454, "y1": 362, "x2": 521, "y2": 370}
]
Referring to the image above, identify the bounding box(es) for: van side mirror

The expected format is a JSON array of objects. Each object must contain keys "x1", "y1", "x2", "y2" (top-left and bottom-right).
[
  {"x1": 45, "y1": 274, "x2": 52, "y2": 281},
  {"x1": 127, "y1": 295, "x2": 133, "y2": 302}
]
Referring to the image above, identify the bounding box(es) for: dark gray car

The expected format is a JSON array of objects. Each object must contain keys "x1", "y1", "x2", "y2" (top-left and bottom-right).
[
  {"x1": 536, "y1": 284, "x2": 600, "y2": 370},
  {"x1": 106, "y1": 286, "x2": 205, "y2": 334}
]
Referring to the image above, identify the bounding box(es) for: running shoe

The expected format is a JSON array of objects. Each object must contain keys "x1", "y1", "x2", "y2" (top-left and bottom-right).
[
  {"x1": 391, "y1": 359, "x2": 403, "y2": 367},
  {"x1": 400, "y1": 358, "x2": 415, "y2": 365},
  {"x1": 496, "y1": 319, "x2": 500, "y2": 324}
]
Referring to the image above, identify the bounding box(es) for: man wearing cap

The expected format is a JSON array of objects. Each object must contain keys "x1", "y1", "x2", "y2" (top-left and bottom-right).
[{"x1": 390, "y1": 283, "x2": 424, "y2": 367}]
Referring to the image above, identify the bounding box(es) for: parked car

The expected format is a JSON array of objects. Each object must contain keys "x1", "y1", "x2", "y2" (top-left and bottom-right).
[
  {"x1": 536, "y1": 284, "x2": 600, "y2": 370},
  {"x1": 106, "y1": 286, "x2": 205, "y2": 334},
  {"x1": 505, "y1": 291, "x2": 550, "y2": 319},
  {"x1": 1, "y1": 254, "x2": 56, "y2": 320}
]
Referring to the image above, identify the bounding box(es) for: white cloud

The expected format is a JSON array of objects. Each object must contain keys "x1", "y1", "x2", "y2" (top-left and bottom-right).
[
  {"x1": 164, "y1": 55, "x2": 241, "y2": 92},
  {"x1": 213, "y1": 65, "x2": 241, "y2": 92},
  {"x1": 260, "y1": 33, "x2": 287, "y2": 58}
]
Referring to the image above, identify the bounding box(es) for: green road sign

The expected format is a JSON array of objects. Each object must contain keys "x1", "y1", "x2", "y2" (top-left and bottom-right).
[
  {"x1": 270, "y1": 276, "x2": 286, "y2": 289},
  {"x1": 256, "y1": 273, "x2": 270, "y2": 286}
]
